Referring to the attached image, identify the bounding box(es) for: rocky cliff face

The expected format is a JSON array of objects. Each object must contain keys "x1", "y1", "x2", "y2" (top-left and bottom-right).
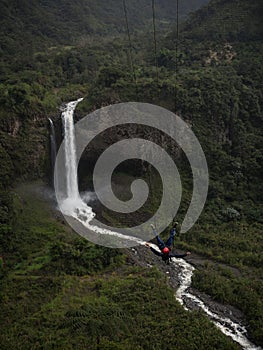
[{"x1": 70, "y1": 105, "x2": 185, "y2": 186}]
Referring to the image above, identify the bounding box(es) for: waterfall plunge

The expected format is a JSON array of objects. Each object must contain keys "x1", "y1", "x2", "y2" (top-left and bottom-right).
[{"x1": 61, "y1": 98, "x2": 83, "y2": 200}]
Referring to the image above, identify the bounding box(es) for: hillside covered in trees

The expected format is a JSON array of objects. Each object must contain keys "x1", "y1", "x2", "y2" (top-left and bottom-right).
[
  {"x1": 0, "y1": 0, "x2": 209, "y2": 55},
  {"x1": 0, "y1": 0, "x2": 262, "y2": 349}
]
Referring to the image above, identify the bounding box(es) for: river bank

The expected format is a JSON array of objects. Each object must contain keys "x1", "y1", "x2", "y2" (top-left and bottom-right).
[{"x1": 126, "y1": 245, "x2": 262, "y2": 350}]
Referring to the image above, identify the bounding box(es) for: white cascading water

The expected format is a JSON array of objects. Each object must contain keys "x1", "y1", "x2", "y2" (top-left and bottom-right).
[
  {"x1": 59, "y1": 99, "x2": 136, "y2": 239},
  {"x1": 173, "y1": 258, "x2": 262, "y2": 350},
  {"x1": 61, "y1": 98, "x2": 83, "y2": 200},
  {"x1": 60, "y1": 99, "x2": 262, "y2": 350}
]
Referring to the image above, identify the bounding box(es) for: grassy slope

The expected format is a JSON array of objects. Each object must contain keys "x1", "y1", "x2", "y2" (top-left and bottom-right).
[{"x1": 0, "y1": 182, "x2": 239, "y2": 349}]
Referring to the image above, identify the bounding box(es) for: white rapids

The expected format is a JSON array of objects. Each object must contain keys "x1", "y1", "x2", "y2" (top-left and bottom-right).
[{"x1": 173, "y1": 258, "x2": 262, "y2": 350}]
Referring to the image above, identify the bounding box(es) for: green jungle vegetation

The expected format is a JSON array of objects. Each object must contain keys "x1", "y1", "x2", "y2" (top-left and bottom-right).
[
  {"x1": 0, "y1": 0, "x2": 262, "y2": 348},
  {"x1": 0, "y1": 0, "x2": 209, "y2": 56},
  {"x1": 0, "y1": 184, "x2": 240, "y2": 349}
]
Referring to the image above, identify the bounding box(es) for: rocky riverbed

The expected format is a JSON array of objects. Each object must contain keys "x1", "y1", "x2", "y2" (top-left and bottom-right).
[{"x1": 126, "y1": 245, "x2": 262, "y2": 350}]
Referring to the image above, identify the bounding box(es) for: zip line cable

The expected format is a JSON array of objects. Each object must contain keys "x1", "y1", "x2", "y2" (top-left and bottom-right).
[
  {"x1": 152, "y1": 0, "x2": 159, "y2": 85},
  {"x1": 122, "y1": 0, "x2": 179, "y2": 105},
  {"x1": 174, "y1": 0, "x2": 179, "y2": 112},
  {"x1": 122, "y1": 0, "x2": 138, "y2": 97}
]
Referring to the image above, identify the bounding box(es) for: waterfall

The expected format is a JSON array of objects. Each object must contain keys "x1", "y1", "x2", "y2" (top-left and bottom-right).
[
  {"x1": 61, "y1": 98, "x2": 83, "y2": 200},
  {"x1": 57, "y1": 98, "x2": 262, "y2": 350},
  {"x1": 48, "y1": 118, "x2": 57, "y2": 185}
]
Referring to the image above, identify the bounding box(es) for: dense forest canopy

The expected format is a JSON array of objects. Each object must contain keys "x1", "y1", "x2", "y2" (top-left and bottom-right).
[
  {"x1": 0, "y1": 0, "x2": 262, "y2": 348},
  {"x1": 181, "y1": 0, "x2": 263, "y2": 41},
  {"x1": 0, "y1": 0, "x2": 209, "y2": 55}
]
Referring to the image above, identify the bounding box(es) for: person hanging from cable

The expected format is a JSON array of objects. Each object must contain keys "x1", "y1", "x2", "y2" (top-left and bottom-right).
[{"x1": 145, "y1": 221, "x2": 191, "y2": 264}]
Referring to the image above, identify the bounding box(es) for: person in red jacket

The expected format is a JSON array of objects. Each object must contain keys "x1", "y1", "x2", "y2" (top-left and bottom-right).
[{"x1": 145, "y1": 222, "x2": 191, "y2": 264}]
